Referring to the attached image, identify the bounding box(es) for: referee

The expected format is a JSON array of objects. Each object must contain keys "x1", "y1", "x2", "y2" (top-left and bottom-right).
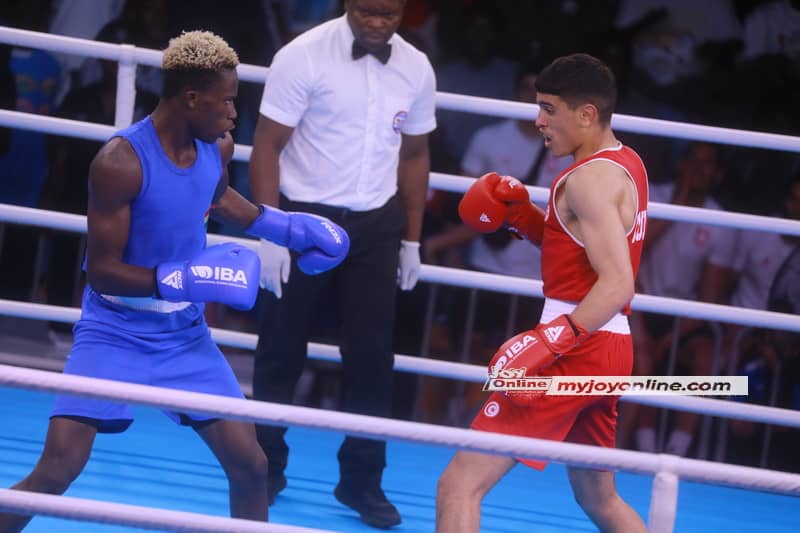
[{"x1": 248, "y1": 0, "x2": 436, "y2": 528}]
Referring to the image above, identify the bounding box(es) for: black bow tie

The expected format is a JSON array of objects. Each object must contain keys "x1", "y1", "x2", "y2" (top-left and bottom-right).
[{"x1": 352, "y1": 40, "x2": 391, "y2": 65}]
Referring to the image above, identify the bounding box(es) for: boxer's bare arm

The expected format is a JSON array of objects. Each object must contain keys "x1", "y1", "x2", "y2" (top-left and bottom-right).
[
  {"x1": 85, "y1": 138, "x2": 157, "y2": 296},
  {"x1": 559, "y1": 162, "x2": 636, "y2": 331}
]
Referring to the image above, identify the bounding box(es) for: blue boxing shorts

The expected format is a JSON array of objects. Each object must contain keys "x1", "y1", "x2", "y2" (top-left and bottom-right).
[{"x1": 51, "y1": 288, "x2": 244, "y2": 432}]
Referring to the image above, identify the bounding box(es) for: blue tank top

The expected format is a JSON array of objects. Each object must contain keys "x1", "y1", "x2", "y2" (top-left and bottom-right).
[
  {"x1": 120, "y1": 116, "x2": 221, "y2": 267},
  {"x1": 79, "y1": 116, "x2": 222, "y2": 337}
]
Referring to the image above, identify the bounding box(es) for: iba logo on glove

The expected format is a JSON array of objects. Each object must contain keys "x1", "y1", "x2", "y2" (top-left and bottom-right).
[
  {"x1": 490, "y1": 334, "x2": 539, "y2": 374},
  {"x1": 190, "y1": 265, "x2": 249, "y2": 285},
  {"x1": 502, "y1": 334, "x2": 538, "y2": 363}
]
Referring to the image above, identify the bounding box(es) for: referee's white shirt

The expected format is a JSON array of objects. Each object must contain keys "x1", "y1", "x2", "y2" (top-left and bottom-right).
[{"x1": 259, "y1": 14, "x2": 437, "y2": 211}]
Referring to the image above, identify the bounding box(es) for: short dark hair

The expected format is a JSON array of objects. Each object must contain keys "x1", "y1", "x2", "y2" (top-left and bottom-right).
[
  {"x1": 535, "y1": 53, "x2": 617, "y2": 125},
  {"x1": 161, "y1": 31, "x2": 239, "y2": 98}
]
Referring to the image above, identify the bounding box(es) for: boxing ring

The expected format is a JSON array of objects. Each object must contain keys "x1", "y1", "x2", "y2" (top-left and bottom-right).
[{"x1": 1, "y1": 25, "x2": 800, "y2": 532}]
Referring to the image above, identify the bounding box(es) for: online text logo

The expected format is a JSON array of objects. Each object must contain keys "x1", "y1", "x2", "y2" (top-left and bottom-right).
[{"x1": 484, "y1": 369, "x2": 748, "y2": 396}]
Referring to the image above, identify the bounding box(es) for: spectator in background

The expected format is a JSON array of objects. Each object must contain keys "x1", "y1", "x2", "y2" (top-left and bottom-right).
[
  {"x1": 249, "y1": 1, "x2": 436, "y2": 527},
  {"x1": 47, "y1": 19, "x2": 161, "y2": 213},
  {"x1": 731, "y1": 1, "x2": 800, "y2": 138},
  {"x1": 434, "y1": 5, "x2": 518, "y2": 170},
  {"x1": 729, "y1": 173, "x2": 800, "y2": 314},
  {"x1": 497, "y1": 0, "x2": 620, "y2": 69},
  {"x1": 613, "y1": 17, "x2": 692, "y2": 185},
  {"x1": 0, "y1": 0, "x2": 61, "y2": 208},
  {"x1": 740, "y1": 0, "x2": 800, "y2": 65},
  {"x1": 622, "y1": 142, "x2": 739, "y2": 457},
  {"x1": 46, "y1": 0, "x2": 125, "y2": 104},
  {"x1": 722, "y1": 173, "x2": 800, "y2": 468},
  {"x1": 0, "y1": 0, "x2": 61, "y2": 304},
  {"x1": 759, "y1": 243, "x2": 800, "y2": 473},
  {"x1": 614, "y1": 0, "x2": 743, "y2": 70},
  {"x1": 79, "y1": 0, "x2": 171, "y2": 96},
  {"x1": 0, "y1": 42, "x2": 15, "y2": 157},
  {"x1": 397, "y1": 0, "x2": 440, "y2": 63},
  {"x1": 727, "y1": 243, "x2": 800, "y2": 472}
]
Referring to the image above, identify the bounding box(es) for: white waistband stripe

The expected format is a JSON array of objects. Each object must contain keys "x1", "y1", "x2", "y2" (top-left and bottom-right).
[
  {"x1": 541, "y1": 298, "x2": 630, "y2": 334},
  {"x1": 101, "y1": 294, "x2": 191, "y2": 313}
]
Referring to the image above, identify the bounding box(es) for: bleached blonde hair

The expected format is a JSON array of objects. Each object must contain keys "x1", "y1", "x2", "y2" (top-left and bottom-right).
[
  {"x1": 162, "y1": 31, "x2": 238, "y2": 71},
  {"x1": 161, "y1": 31, "x2": 238, "y2": 98}
]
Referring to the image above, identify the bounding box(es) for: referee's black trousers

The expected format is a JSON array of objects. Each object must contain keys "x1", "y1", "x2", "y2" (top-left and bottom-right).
[{"x1": 253, "y1": 195, "x2": 405, "y2": 491}]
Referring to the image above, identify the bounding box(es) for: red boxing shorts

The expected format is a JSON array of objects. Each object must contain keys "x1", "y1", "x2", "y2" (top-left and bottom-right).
[{"x1": 471, "y1": 331, "x2": 633, "y2": 470}]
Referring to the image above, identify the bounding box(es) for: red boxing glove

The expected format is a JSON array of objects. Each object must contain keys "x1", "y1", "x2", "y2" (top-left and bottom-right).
[
  {"x1": 488, "y1": 314, "x2": 589, "y2": 405},
  {"x1": 458, "y1": 172, "x2": 545, "y2": 245},
  {"x1": 493, "y1": 176, "x2": 546, "y2": 246},
  {"x1": 458, "y1": 172, "x2": 507, "y2": 232}
]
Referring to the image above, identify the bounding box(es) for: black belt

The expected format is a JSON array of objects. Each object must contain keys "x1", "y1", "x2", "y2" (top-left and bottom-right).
[{"x1": 280, "y1": 194, "x2": 398, "y2": 221}]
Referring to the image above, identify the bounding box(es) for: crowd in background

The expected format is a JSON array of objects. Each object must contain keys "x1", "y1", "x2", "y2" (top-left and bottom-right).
[{"x1": 0, "y1": 0, "x2": 798, "y2": 472}]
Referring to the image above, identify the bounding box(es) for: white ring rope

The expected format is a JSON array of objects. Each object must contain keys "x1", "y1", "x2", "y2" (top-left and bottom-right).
[
  {"x1": 417, "y1": 264, "x2": 800, "y2": 331},
  {"x1": 0, "y1": 489, "x2": 331, "y2": 533},
  {"x1": 1, "y1": 107, "x2": 798, "y2": 239},
  {"x1": 0, "y1": 108, "x2": 113, "y2": 142},
  {"x1": 2, "y1": 204, "x2": 798, "y2": 333},
  {"x1": 431, "y1": 172, "x2": 800, "y2": 235},
  {"x1": 4, "y1": 297, "x2": 800, "y2": 429},
  {"x1": 435, "y1": 92, "x2": 800, "y2": 152},
  {"x1": 0, "y1": 299, "x2": 484, "y2": 382},
  {"x1": 0, "y1": 26, "x2": 266, "y2": 84},
  {"x1": 1, "y1": 364, "x2": 799, "y2": 498},
  {"x1": 2, "y1": 26, "x2": 800, "y2": 152},
  {"x1": 1, "y1": 111, "x2": 799, "y2": 236}
]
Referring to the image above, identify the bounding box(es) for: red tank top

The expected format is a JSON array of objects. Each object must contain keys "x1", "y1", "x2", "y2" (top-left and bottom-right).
[{"x1": 541, "y1": 144, "x2": 648, "y2": 314}]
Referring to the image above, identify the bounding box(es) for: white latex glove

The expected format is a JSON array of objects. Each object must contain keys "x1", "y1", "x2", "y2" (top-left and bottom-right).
[
  {"x1": 397, "y1": 240, "x2": 421, "y2": 291},
  {"x1": 258, "y1": 238, "x2": 291, "y2": 298}
]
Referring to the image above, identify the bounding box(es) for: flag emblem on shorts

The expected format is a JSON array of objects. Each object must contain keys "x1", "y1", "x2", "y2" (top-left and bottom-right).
[{"x1": 483, "y1": 401, "x2": 500, "y2": 417}]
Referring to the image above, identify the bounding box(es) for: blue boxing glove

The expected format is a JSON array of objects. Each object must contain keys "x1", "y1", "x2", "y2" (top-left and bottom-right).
[
  {"x1": 155, "y1": 243, "x2": 260, "y2": 311},
  {"x1": 245, "y1": 205, "x2": 349, "y2": 275}
]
